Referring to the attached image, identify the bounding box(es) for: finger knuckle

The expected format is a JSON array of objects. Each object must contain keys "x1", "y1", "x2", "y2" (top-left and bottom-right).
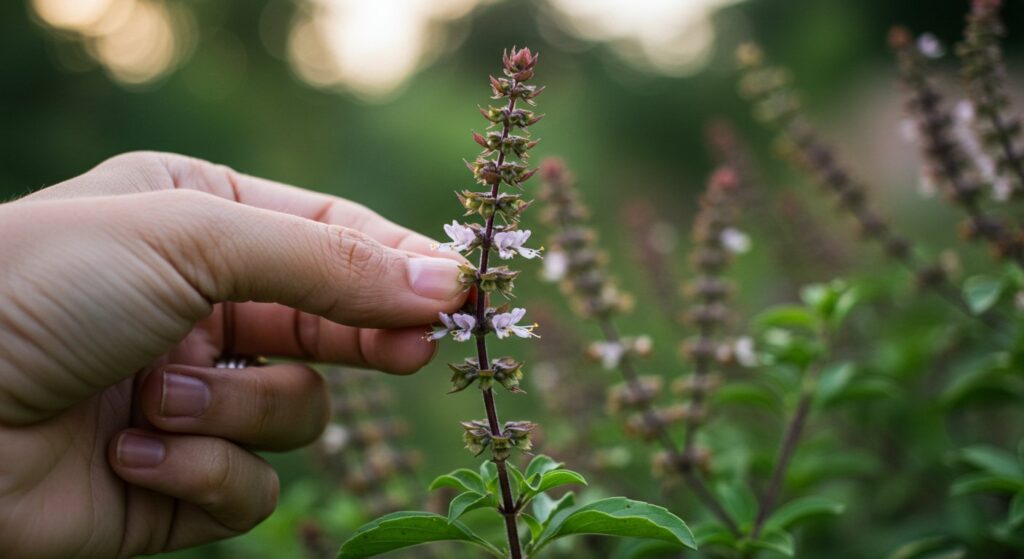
[
  {"x1": 325, "y1": 224, "x2": 390, "y2": 287},
  {"x1": 97, "y1": 150, "x2": 163, "y2": 171},
  {"x1": 250, "y1": 374, "x2": 278, "y2": 443},
  {"x1": 201, "y1": 442, "x2": 236, "y2": 507}
]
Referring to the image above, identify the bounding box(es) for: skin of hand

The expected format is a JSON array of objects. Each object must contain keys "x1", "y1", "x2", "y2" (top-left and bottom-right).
[{"x1": 0, "y1": 152, "x2": 468, "y2": 558}]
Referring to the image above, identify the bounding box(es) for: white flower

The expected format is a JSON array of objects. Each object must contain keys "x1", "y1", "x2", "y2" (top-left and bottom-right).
[
  {"x1": 917, "y1": 33, "x2": 944, "y2": 59},
  {"x1": 589, "y1": 341, "x2": 625, "y2": 370},
  {"x1": 993, "y1": 178, "x2": 1013, "y2": 202},
  {"x1": 951, "y1": 99, "x2": 1006, "y2": 200},
  {"x1": 321, "y1": 424, "x2": 350, "y2": 454},
  {"x1": 899, "y1": 118, "x2": 918, "y2": 143},
  {"x1": 493, "y1": 230, "x2": 542, "y2": 259},
  {"x1": 954, "y1": 99, "x2": 975, "y2": 123},
  {"x1": 631, "y1": 335, "x2": 653, "y2": 357},
  {"x1": 434, "y1": 221, "x2": 477, "y2": 253},
  {"x1": 428, "y1": 312, "x2": 476, "y2": 341},
  {"x1": 542, "y1": 250, "x2": 568, "y2": 282},
  {"x1": 490, "y1": 308, "x2": 537, "y2": 339},
  {"x1": 733, "y1": 336, "x2": 758, "y2": 368},
  {"x1": 720, "y1": 227, "x2": 751, "y2": 254}
]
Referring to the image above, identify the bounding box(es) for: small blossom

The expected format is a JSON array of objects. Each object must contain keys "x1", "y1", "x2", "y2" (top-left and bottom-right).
[
  {"x1": 490, "y1": 308, "x2": 538, "y2": 339},
  {"x1": 321, "y1": 423, "x2": 350, "y2": 455},
  {"x1": 542, "y1": 250, "x2": 568, "y2": 281},
  {"x1": 733, "y1": 336, "x2": 759, "y2": 367},
  {"x1": 435, "y1": 221, "x2": 478, "y2": 253},
  {"x1": 720, "y1": 227, "x2": 751, "y2": 254},
  {"x1": 588, "y1": 341, "x2": 625, "y2": 370},
  {"x1": 899, "y1": 118, "x2": 919, "y2": 142},
  {"x1": 916, "y1": 33, "x2": 945, "y2": 59},
  {"x1": 492, "y1": 229, "x2": 542, "y2": 259},
  {"x1": 952, "y1": 100, "x2": 1006, "y2": 200},
  {"x1": 429, "y1": 312, "x2": 476, "y2": 342}
]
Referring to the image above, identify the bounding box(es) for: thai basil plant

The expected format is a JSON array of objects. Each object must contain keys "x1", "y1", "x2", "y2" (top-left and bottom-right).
[{"x1": 335, "y1": 47, "x2": 695, "y2": 559}]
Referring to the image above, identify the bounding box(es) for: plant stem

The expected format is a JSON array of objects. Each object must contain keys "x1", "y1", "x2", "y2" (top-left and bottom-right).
[
  {"x1": 682, "y1": 321, "x2": 712, "y2": 458},
  {"x1": 750, "y1": 360, "x2": 821, "y2": 538},
  {"x1": 598, "y1": 320, "x2": 742, "y2": 537},
  {"x1": 791, "y1": 132, "x2": 1005, "y2": 329},
  {"x1": 473, "y1": 88, "x2": 523, "y2": 559}
]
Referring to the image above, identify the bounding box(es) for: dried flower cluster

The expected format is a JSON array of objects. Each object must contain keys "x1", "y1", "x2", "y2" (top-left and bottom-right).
[
  {"x1": 677, "y1": 168, "x2": 753, "y2": 467},
  {"x1": 427, "y1": 46, "x2": 544, "y2": 559},
  {"x1": 890, "y1": 27, "x2": 1024, "y2": 265},
  {"x1": 706, "y1": 118, "x2": 852, "y2": 286},
  {"x1": 314, "y1": 369, "x2": 422, "y2": 516},
  {"x1": 736, "y1": 43, "x2": 984, "y2": 318},
  {"x1": 957, "y1": 0, "x2": 1024, "y2": 196},
  {"x1": 538, "y1": 158, "x2": 742, "y2": 535}
]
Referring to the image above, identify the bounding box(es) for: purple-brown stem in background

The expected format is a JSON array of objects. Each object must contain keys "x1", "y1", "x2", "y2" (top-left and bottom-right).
[
  {"x1": 538, "y1": 159, "x2": 742, "y2": 536},
  {"x1": 891, "y1": 26, "x2": 1024, "y2": 269}
]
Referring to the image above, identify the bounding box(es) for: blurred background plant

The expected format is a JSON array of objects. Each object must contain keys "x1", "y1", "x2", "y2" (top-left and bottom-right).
[{"x1": 5, "y1": 0, "x2": 1024, "y2": 557}]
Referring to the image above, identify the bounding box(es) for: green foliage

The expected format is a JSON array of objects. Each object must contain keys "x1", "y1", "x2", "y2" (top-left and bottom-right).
[
  {"x1": 338, "y1": 457, "x2": 691, "y2": 558},
  {"x1": 335, "y1": 512, "x2": 504, "y2": 559},
  {"x1": 528, "y1": 497, "x2": 697, "y2": 554},
  {"x1": 962, "y1": 275, "x2": 1006, "y2": 315}
]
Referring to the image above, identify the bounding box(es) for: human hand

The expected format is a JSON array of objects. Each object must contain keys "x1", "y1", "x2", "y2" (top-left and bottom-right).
[{"x1": 0, "y1": 152, "x2": 467, "y2": 557}]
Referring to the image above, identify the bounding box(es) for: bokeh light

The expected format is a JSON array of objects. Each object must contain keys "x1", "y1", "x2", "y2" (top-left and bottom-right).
[
  {"x1": 544, "y1": 0, "x2": 740, "y2": 75},
  {"x1": 286, "y1": 0, "x2": 483, "y2": 100},
  {"x1": 30, "y1": 0, "x2": 741, "y2": 95},
  {"x1": 30, "y1": 0, "x2": 193, "y2": 86}
]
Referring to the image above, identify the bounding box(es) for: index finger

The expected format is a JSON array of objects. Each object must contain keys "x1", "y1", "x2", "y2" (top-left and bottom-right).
[{"x1": 23, "y1": 151, "x2": 463, "y2": 262}]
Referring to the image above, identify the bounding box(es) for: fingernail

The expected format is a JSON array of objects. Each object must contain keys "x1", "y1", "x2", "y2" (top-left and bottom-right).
[
  {"x1": 407, "y1": 257, "x2": 462, "y2": 300},
  {"x1": 161, "y1": 372, "x2": 211, "y2": 417},
  {"x1": 117, "y1": 432, "x2": 166, "y2": 468}
]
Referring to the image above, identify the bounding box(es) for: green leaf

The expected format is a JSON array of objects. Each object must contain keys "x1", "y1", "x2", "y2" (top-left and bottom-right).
[
  {"x1": 887, "y1": 536, "x2": 964, "y2": 559},
  {"x1": 337, "y1": 511, "x2": 503, "y2": 559},
  {"x1": 691, "y1": 521, "x2": 738, "y2": 548},
  {"x1": 1018, "y1": 440, "x2": 1024, "y2": 469},
  {"x1": 963, "y1": 275, "x2": 1004, "y2": 314},
  {"x1": 814, "y1": 362, "x2": 856, "y2": 407},
  {"x1": 507, "y1": 462, "x2": 528, "y2": 497},
  {"x1": 713, "y1": 382, "x2": 780, "y2": 410},
  {"x1": 764, "y1": 496, "x2": 845, "y2": 531},
  {"x1": 533, "y1": 497, "x2": 696, "y2": 553},
  {"x1": 745, "y1": 530, "x2": 794, "y2": 557},
  {"x1": 753, "y1": 305, "x2": 817, "y2": 331},
  {"x1": 941, "y1": 352, "x2": 1016, "y2": 407},
  {"x1": 526, "y1": 455, "x2": 564, "y2": 480},
  {"x1": 521, "y1": 513, "x2": 544, "y2": 543},
  {"x1": 1009, "y1": 493, "x2": 1024, "y2": 529},
  {"x1": 956, "y1": 445, "x2": 1023, "y2": 477},
  {"x1": 951, "y1": 473, "x2": 1024, "y2": 496},
  {"x1": 447, "y1": 491, "x2": 494, "y2": 523},
  {"x1": 716, "y1": 481, "x2": 758, "y2": 526},
  {"x1": 429, "y1": 469, "x2": 486, "y2": 494},
  {"x1": 479, "y1": 461, "x2": 499, "y2": 492},
  {"x1": 799, "y1": 283, "x2": 833, "y2": 312},
  {"x1": 531, "y1": 492, "x2": 576, "y2": 525},
  {"x1": 830, "y1": 286, "x2": 861, "y2": 326},
  {"x1": 610, "y1": 539, "x2": 687, "y2": 559},
  {"x1": 535, "y1": 469, "x2": 588, "y2": 493}
]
